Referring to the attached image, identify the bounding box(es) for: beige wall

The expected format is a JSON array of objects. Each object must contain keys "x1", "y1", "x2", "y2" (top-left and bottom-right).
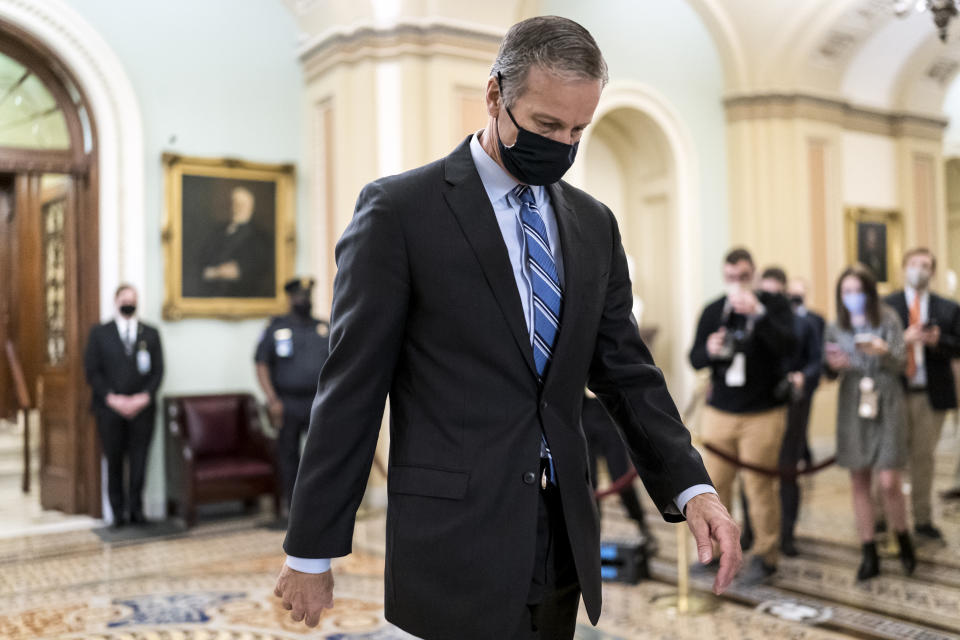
[{"x1": 726, "y1": 97, "x2": 948, "y2": 315}]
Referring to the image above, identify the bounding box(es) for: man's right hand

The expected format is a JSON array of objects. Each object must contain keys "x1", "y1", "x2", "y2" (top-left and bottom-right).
[
  {"x1": 706, "y1": 329, "x2": 728, "y2": 358},
  {"x1": 268, "y1": 399, "x2": 284, "y2": 427},
  {"x1": 904, "y1": 323, "x2": 925, "y2": 346},
  {"x1": 274, "y1": 564, "x2": 334, "y2": 627}
]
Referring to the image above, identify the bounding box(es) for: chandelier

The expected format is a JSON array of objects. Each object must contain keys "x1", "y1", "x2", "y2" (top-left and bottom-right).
[{"x1": 896, "y1": 0, "x2": 958, "y2": 42}]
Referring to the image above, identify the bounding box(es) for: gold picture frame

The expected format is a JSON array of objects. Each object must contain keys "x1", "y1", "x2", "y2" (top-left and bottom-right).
[
  {"x1": 162, "y1": 153, "x2": 295, "y2": 320},
  {"x1": 844, "y1": 207, "x2": 903, "y2": 290}
]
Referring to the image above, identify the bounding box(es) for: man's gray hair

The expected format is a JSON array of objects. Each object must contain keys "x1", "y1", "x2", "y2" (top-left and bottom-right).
[{"x1": 491, "y1": 16, "x2": 608, "y2": 108}]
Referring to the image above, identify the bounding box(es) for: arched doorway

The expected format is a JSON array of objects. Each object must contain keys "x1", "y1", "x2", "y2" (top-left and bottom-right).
[
  {"x1": 572, "y1": 86, "x2": 701, "y2": 404},
  {"x1": 583, "y1": 107, "x2": 677, "y2": 374},
  {"x1": 0, "y1": 19, "x2": 101, "y2": 516}
]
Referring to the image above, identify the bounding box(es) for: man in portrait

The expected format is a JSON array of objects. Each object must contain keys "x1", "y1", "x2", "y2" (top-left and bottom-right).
[
  {"x1": 857, "y1": 222, "x2": 887, "y2": 283},
  {"x1": 198, "y1": 186, "x2": 273, "y2": 297},
  {"x1": 182, "y1": 182, "x2": 275, "y2": 299}
]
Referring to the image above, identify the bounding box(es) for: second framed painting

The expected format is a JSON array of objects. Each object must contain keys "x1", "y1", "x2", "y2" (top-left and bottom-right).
[
  {"x1": 844, "y1": 207, "x2": 903, "y2": 290},
  {"x1": 162, "y1": 154, "x2": 296, "y2": 319}
]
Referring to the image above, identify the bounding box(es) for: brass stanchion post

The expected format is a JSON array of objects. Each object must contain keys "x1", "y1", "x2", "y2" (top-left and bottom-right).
[{"x1": 651, "y1": 525, "x2": 719, "y2": 615}]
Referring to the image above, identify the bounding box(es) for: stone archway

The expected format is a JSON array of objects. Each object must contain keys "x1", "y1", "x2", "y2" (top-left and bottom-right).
[
  {"x1": 0, "y1": 0, "x2": 145, "y2": 517},
  {"x1": 570, "y1": 82, "x2": 701, "y2": 405},
  {"x1": 0, "y1": 0, "x2": 146, "y2": 316}
]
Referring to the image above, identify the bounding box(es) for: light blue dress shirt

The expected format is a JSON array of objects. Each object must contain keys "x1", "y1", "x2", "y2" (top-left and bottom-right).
[{"x1": 285, "y1": 134, "x2": 714, "y2": 575}]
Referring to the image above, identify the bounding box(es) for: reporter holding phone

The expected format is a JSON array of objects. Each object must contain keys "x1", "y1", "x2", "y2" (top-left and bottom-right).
[
  {"x1": 883, "y1": 248, "x2": 960, "y2": 542},
  {"x1": 824, "y1": 264, "x2": 913, "y2": 581}
]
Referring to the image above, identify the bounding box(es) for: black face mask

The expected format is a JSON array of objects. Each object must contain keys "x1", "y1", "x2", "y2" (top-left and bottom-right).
[
  {"x1": 119, "y1": 305, "x2": 137, "y2": 318},
  {"x1": 789, "y1": 296, "x2": 804, "y2": 308},
  {"x1": 495, "y1": 74, "x2": 578, "y2": 186},
  {"x1": 292, "y1": 300, "x2": 312, "y2": 317}
]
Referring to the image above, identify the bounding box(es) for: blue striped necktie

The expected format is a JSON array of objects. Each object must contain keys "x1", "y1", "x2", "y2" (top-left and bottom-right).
[{"x1": 515, "y1": 184, "x2": 561, "y2": 484}]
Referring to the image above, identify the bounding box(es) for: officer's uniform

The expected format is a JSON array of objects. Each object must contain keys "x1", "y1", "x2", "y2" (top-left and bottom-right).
[{"x1": 255, "y1": 303, "x2": 330, "y2": 507}]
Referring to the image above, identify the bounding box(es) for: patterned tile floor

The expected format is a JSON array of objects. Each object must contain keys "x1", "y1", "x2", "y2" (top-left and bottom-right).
[{"x1": 0, "y1": 432, "x2": 958, "y2": 639}]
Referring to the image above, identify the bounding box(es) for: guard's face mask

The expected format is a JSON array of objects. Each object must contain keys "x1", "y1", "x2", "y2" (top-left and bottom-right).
[
  {"x1": 495, "y1": 73, "x2": 578, "y2": 186},
  {"x1": 292, "y1": 300, "x2": 313, "y2": 317},
  {"x1": 119, "y1": 304, "x2": 137, "y2": 318}
]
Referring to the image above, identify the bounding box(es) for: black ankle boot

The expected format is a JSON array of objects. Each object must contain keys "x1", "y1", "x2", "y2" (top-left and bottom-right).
[
  {"x1": 857, "y1": 542, "x2": 880, "y2": 581},
  {"x1": 897, "y1": 531, "x2": 916, "y2": 576}
]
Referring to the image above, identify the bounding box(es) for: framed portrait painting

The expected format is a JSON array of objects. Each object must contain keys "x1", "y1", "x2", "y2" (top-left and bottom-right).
[
  {"x1": 162, "y1": 154, "x2": 295, "y2": 319},
  {"x1": 844, "y1": 207, "x2": 903, "y2": 289}
]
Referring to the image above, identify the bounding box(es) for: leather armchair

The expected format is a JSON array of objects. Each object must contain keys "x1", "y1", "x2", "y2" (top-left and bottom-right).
[{"x1": 164, "y1": 393, "x2": 279, "y2": 527}]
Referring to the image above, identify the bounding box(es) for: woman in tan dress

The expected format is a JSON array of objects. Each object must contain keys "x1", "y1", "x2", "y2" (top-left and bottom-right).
[{"x1": 824, "y1": 265, "x2": 915, "y2": 580}]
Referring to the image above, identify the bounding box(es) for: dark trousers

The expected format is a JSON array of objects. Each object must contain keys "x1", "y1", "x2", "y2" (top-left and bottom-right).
[
  {"x1": 512, "y1": 471, "x2": 581, "y2": 640},
  {"x1": 94, "y1": 406, "x2": 155, "y2": 520},
  {"x1": 741, "y1": 393, "x2": 813, "y2": 544},
  {"x1": 779, "y1": 393, "x2": 813, "y2": 542},
  {"x1": 277, "y1": 396, "x2": 313, "y2": 507},
  {"x1": 583, "y1": 399, "x2": 646, "y2": 527}
]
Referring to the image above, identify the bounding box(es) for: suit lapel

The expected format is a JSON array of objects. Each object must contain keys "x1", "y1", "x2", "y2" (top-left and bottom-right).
[
  {"x1": 442, "y1": 138, "x2": 537, "y2": 378},
  {"x1": 105, "y1": 320, "x2": 126, "y2": 357},
  {"x1": 891, "y1": 292, "x2": 909, "y2": 327},
  {"x1": 543, "y1": 181, "x2": 584, "y2": 391}
]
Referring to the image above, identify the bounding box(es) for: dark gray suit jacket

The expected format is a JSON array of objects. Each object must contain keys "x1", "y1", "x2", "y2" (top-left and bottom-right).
[
  {"x1": 885, "y1": 290, "x2": 960, "y2": 410},
  {"x1": 284, "y1": 137, "x2": 712, "y2": 639}
]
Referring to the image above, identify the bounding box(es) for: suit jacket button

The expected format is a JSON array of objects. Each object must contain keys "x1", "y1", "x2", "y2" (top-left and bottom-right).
[
  {"x1": 541, "y1": 401, "x2": 548, "y2": 410},
  {"x1": 522, "y1": 471, "x2": 537, "y2": 485}
]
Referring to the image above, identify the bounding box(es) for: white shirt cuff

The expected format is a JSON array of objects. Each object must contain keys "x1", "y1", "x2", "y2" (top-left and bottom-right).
[
  {"x1": 285, "y1": 555, "x2": 332, "y2": 574},
  {"x1": 675, "y1": 484, "x2": 717, "y2": 515}
]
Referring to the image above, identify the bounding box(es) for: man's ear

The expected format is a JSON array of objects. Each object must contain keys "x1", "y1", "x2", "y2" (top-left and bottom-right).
[{"x1": 484, "y1": 75, "x2": 501, "y2": 118}]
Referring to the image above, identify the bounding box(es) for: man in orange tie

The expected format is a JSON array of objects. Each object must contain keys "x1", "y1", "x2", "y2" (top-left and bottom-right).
[{"x1": 884, "y1": 248, "x2": 960, "y2": 541}]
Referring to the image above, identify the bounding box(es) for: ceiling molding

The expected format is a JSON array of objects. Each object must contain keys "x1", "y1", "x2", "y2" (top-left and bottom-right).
[
  {"x1": 725, "y1": 93, "x2": 947, "y2": 140},
  {"x1": 683, "y1": 0, "x2": 748, "y2": 89},
  {"x1": 300, "y1": 18, "x2": 503, "y2": 80}
]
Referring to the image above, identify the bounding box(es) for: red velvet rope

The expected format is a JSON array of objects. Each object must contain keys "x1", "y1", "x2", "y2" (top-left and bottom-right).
[
  {"x1": 590, "y1": 385, "x2": 837, "y2": 500},
  {"x1": 593, "y1": 449, "x2": 837, "y2": 500},
  {"x1": 700, "y1": 443, "x2": 836, "y2": 479},
  {"x1": 594, "y1": 469, "x2": 638, "y2": 500}
]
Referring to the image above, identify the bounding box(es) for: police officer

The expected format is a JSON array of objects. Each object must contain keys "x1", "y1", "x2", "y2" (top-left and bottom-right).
[{"x1": 255, "y1": 277, "x2": 330, "y2": 515}]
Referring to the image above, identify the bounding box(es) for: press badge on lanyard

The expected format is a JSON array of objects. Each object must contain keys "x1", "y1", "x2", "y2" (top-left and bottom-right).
[
  {"x1": 726, "y1": 352, "x2": 747, "y2": 388},
  {"x1": 858, "y1": 376, "x2": 879, "y2": 420},
  {"x1": 274, "y1": 328, "x2": 293, "y2": 358},
  {"x1": 136, "y1": 341, "x2": 152, "y2": 375}
]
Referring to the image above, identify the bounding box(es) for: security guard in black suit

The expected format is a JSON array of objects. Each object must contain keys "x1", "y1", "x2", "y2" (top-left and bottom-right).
[
  {"x1": 83, "y1": 284, "x2": 164, "y2": 528},
  {"x1": 255, "y1": 277, "x2": 330, "y2": 513}
]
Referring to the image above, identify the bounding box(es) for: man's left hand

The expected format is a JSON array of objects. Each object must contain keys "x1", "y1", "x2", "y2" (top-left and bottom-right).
[
  {"x1": 922, "y1": 325, "x2": 941, "y2": 347},
  {"x1": 684, "y1": 492, "x2": 742, "y2": 594}
]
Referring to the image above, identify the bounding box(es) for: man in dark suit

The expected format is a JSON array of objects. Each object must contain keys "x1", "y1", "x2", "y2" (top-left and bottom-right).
[
  {"x1": 83, "y1": 284, "x2": 164, "y2": 527},
  {"x1": 884, "y1": 248, "x2": 960, "y2": 541},
  {"x1": 273, "y1": 16, "x2": 740, "y2": 640},
  {"x1": 191, "y1": 185, "x2": 273, "y2": 298},
  {"x1": 786, "y1": 277, "x2": 825, "y2": 469}
]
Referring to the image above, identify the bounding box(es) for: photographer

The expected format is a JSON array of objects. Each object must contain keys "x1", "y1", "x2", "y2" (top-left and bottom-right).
[{"x1": 689, "y1": 248, "x2": 796, "y2": 584}]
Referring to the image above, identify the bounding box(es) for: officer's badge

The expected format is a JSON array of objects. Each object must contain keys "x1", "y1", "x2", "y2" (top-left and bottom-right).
[
  {"x1": 317, "y1": 323, "x2": 329, "y2": 338},
  {"x1": 274, "y1": 328, "x2": 293, "y2": 358}
]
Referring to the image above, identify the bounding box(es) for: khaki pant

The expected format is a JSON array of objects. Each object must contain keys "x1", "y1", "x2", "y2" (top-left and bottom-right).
[
  {"x1": 702, "y1": 405, "x2": 788, "y2": 565},
  {"x1": 905, "y1": 392, "x2": 947, "y2": 526}
]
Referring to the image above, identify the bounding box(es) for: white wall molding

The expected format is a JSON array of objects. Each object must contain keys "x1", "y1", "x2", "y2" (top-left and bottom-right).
[{"x1": 0, "y1": 0, "x2": 145, "y2": 318}]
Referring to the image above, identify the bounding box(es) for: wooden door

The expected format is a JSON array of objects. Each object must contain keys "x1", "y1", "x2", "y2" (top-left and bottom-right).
[
  {"x1": 0, "y1": 174, "x2": 15, "y2": 420},
  {"x1": 10, "y1": 172, "x2": 90, "y2": 513}
]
